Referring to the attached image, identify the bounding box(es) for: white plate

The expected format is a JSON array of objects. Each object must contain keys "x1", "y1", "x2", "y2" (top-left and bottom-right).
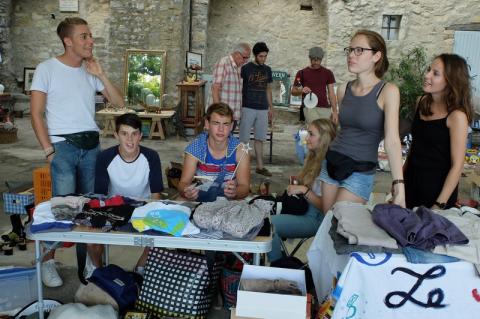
[{"x1": 303, "y1": 92, "x2": 318, "y2": 109}]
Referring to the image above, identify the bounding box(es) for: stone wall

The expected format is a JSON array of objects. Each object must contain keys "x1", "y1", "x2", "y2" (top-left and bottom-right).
[
  {"x1": 3, "y1": 0, "x2": 480, "y2": 99},
  {"x1": 205, "y1": 0, "x2": 329, "y2": 79},
  {"x1": 326, "y1": 0, "x2": 480, "y2": 83},
  {"x1": 7, "y1": 0, "x2": 191, "y2": 102},
  {"x1": 0, "y1": 0, "x2": 14, "y2": 91},
  {"x1": 108, "y1": 0, "x2": 190, "y2": 102},
  {"x1": 191, "y1": 0, "x2": 209, "y2": 56},
  {"x1": 9, "y1": 0, "x2": 110, "y2": 90}
]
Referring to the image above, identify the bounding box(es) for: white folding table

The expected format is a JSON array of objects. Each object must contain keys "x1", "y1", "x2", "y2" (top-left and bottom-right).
[{"x1": 29, "y1": 226, "x2": 271, "y2": 319}]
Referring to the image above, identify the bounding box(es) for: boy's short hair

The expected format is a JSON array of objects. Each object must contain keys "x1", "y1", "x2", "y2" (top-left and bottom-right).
[
  {"x1": 115, "y1": 113, "x2": 142, "y2": 132},
  {"x1": 205, "y1": 103, "x2": 233, "y2": 122},
  {"x1": 57, "y1": 17, "x2": 88, "y2": 47},
  {"x1": 252, "y1": 42, "x2": 269, "y2": 56}
]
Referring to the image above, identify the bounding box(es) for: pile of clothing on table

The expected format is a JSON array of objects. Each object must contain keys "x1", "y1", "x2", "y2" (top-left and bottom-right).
[
  {"x1": 329, "y1": 201, "x2": 480, "y2": 271},
  {"x1": 29, "y1": 195, "x2": 274, "y2": 240}
]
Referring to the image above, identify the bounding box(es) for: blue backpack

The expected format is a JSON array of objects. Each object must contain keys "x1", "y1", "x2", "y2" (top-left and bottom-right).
[{"x1": 88, "y1": 264, "x2": 139, "y2": 312}]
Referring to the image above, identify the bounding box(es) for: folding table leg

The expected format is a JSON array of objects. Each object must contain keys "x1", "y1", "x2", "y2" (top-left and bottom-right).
[
  {"x1": 253, "y1": 253, "x2": 260, "y2": 265},
  {"x1": 104, "y1": 244, "x2": 109, "y2": 265},
  {"x1": 35, "y1": 240, "x2": 45, "y2": 319},
  {"x1": 269, "y1": 129, "x2": 273, "y2": 164}
]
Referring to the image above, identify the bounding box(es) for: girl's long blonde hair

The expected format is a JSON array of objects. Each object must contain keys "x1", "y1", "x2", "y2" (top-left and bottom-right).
[{"x1": 298, "y1": 119, "x2": 337, "y2": 187}]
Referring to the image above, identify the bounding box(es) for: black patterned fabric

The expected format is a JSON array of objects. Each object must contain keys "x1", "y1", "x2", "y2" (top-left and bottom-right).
[{"x1": 136, "y1": 248, "x2": 221, "y2": 319}]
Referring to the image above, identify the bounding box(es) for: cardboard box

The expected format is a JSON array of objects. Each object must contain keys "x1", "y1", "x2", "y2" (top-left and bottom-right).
[
  {"x1": 3, "y1": 188, "x2": 34, "y2": 215},
  {"x1": 236, "y1": 265, "x2": 307, "y2": 319}
]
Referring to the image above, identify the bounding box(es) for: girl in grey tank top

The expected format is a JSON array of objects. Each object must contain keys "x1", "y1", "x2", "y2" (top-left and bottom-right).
[
  {"x1": 329, "y1": 80, "x2": 386, "y2": 163},
  {"x1": 320, "y1": 30, "x2": 406, "y2": 212}
]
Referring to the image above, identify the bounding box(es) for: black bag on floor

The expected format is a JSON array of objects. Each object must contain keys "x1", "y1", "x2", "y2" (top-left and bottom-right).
[{"x1": 135, "y1": 248, "x2": 222, "y2": 319}]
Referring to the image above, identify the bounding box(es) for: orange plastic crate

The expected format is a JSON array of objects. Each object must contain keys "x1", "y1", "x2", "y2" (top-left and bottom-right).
[{"x1": 33, "y1": 166, "x2": 52, "y2": 205}]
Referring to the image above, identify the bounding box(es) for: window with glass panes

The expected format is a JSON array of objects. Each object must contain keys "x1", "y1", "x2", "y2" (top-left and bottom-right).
[{"x1": 382, "y1": 15, "x2": 402, "y2": 40}]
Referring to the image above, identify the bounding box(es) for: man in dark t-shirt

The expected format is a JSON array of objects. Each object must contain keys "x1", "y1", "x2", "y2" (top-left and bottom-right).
[
  {"x1": 239, "y1": 42, "x2": 273, "y2": 176},
  {"x1": 292, "y1": 46, "x2": 338, "y2": 124}
]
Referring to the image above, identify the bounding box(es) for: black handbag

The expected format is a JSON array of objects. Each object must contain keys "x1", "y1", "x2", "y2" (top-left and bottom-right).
[{"x1": 277, "y1": 190, "x2": 309, "y2": 216}]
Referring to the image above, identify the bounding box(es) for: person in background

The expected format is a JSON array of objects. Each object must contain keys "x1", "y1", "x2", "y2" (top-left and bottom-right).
[
  {"x1": 404, "y1": 54, "x2": 473, "y2": 209},
  {"x1": 268, "y1": 119, "x2": 336, "y2": 262},
  {"x1": 320, "y1": 30, "x2": 405, "y2": 212},
  {"x1": 291, "y1": 46, "x2": 338, "y2": 124},
  {"x1": 92, "y1": 113, "x2": 163, "y2": 276},
  {"x1": 178, "y1": 103, "x2": 250, "y2": 202},
  {"x1": 210, "y1": 43, "x2": 251, "y2": 130},
  {"x1": 240, "y1": 41, "x2": 273, "y2": 177},
  {"x1": 30, "y1": 17, "x2": 123, "y2": 287}
]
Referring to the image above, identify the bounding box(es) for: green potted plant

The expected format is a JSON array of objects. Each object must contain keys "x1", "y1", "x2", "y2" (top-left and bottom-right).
[{"x1": 386, "y1": 47, "x2": 429, "y2": 135}]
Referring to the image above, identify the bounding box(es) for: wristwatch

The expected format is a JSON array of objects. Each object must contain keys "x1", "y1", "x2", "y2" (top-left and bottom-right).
[{"x1": 434, "y1": 201, "x2": 446, "y2": 209}]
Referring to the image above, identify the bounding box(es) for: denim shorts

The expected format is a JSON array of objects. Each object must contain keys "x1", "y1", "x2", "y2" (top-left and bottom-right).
[{"x1": 319, "y1": 160, "x2": 375, "y2": 201}]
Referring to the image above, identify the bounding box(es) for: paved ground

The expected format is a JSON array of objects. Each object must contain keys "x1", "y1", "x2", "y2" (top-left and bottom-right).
[{"x1": 0, "y1": 111, "x2": 470, "y2": 317}]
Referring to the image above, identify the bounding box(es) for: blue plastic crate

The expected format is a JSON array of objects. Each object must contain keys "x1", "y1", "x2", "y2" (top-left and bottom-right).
[{"x1": 0, "y1": 267, "x2": 38, "y2": 312}]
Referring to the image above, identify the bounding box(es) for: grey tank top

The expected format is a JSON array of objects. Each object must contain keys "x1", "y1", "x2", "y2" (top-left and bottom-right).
[{"x1": 329, "y1": 80, "x2": 386, "y2": 163}]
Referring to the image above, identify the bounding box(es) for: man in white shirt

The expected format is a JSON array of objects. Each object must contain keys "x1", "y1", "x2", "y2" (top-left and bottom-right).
[{"x1": 30, "y1": 17, "x2": 124, "y2": 287}]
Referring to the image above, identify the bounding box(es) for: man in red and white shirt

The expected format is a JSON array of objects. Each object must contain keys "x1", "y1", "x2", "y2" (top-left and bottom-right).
[{"x1": 210, "y1": 43, "x2": 251, "y2": 126}]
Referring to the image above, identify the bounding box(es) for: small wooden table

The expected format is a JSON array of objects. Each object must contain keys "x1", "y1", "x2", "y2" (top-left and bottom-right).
[
  {"x1": 176, "y1": 81, "x2": 206, "y2": 134},
  {"x1": 96, "y1": 109, "x2": 175, "y2": 139}
]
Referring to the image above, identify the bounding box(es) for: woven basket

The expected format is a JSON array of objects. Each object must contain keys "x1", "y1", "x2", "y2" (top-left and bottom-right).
[
  {"x1": 143, "y1": 105, "x2": 162, "y2": 114},
  {"x1": 0, "y1": 127, "x2": 18, "y2": 144}
]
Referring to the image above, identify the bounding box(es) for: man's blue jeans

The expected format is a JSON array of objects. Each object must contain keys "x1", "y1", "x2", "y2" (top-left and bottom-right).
[
  {"x1": 268, "y1": 203, "x2": 324, "y2": 262},
  {"x1": 50, "y1": 141, "x2": 99, "y2": 196},
  {"x1": 44, "y1": 141, "x2": 99, "y2": 249}
]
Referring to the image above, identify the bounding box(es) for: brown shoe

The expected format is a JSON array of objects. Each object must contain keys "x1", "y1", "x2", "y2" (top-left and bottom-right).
[{"x1": 256, "y1": 167, "x2": 272, "y2": 176}]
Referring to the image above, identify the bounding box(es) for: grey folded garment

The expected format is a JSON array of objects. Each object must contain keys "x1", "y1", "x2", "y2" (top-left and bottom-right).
[
  {"x1": 329, "y1": 216, "x2": 402, "y2": 255},
  {"x1": 333, "y1": 201, "x2": 398, "y2": 249},
  {"x1": 240, "y1": 279, "x2": 302, "y2": 296},
  {"x1": 193, "y1": 199, "x2": 273, "y2": 239},
  {"x1": 51, "y1": 196, "x2": 91, "y2": 220}
]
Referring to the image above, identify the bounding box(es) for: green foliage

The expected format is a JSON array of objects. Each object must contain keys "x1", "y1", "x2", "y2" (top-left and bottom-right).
[
  {"x1": 386, "y1": 47, "x2": 428, "y2": 120},
  {"x1": 126, "y1": 53, "x2": 163, "y2": 103},
  {"x1": 141, "y1": 75, "x2": 160, "y2": 97}
]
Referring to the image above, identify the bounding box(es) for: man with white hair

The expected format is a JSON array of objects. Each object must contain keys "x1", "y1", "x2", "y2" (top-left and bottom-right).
[{"x1": 210, "y1": 42, "x2": 251, "y2": 129}]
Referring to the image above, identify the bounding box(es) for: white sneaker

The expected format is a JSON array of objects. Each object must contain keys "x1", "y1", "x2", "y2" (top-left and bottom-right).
[
  {"x1": 83, "y1": 253, "x2": 97, "y2": 279},
  {"x1": 41, "y1": 259, "x2": 63, "y2": 287}
]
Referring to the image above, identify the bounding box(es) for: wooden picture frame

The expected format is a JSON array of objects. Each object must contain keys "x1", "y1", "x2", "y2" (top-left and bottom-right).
[
  {"x1": 186, "y1": 51, "x2": 202, "y2": 71},
  {"x1": 23, "y1": 67, "x2": 36, "y2": 95},
  {"x1": 123, "y1": 49, "x2": 167, "y2": 110}
]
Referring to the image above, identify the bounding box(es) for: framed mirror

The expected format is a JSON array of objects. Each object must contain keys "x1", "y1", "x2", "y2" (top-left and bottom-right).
[{"x1": 124, "y1": 49, "x2": 167, "y2": 111}]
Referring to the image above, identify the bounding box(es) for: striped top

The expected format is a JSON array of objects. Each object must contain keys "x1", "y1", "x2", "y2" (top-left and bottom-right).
[
  {"x1": 209, "y1": 55, "x2": 242, "y2": 120},
  {"x1": 185, "y1": 132, "x2": 240, "y2": 183}
]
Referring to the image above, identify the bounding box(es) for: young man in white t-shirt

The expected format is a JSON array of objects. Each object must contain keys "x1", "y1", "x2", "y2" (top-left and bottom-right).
[
  {"x1": 30, "y1": 17, "x2": 124, "y2": 287},
  {"x1": 92, "y1": 113, "x2": 163, "y2": 275}
]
